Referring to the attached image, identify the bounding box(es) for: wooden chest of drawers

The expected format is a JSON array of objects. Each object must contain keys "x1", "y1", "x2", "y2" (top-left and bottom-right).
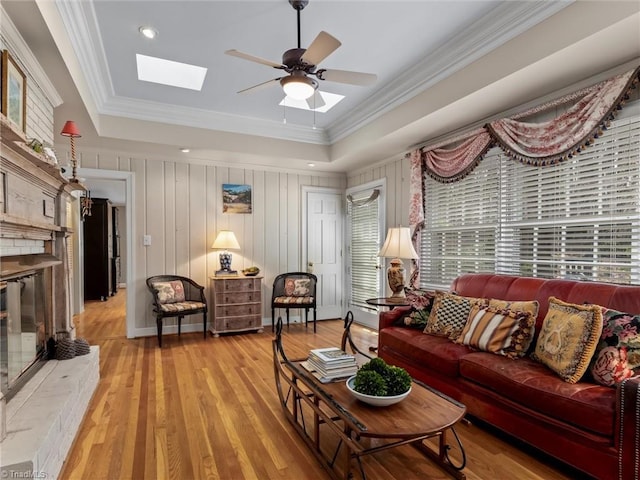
[{"x1": 209, "y1": 276, "x2": 263, "y2": 337}]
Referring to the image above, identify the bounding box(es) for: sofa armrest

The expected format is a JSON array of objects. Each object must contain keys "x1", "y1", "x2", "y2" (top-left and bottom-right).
[
  {"x1": 616, "y1": 375, "x2": 640, "y2": 479},
  {"x1": 379, "y1": 306, "x2": 412, "y2": 330}
]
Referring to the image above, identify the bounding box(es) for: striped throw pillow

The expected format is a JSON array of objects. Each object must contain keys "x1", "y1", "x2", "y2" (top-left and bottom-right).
[{"x1": 456, "y1": 305, "x2": 536, "y2": 358}]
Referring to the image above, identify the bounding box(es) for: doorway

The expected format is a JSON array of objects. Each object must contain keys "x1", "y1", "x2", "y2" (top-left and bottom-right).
[
  {"x1": 301, "y1": 186, "x2": 344, "y2": 320},
  {"x1": 74, "y1": 168, "x2": 135, "y2": 339},
  {"x1": 345, "y1": 180, "x2": 386, "y2": 329}
]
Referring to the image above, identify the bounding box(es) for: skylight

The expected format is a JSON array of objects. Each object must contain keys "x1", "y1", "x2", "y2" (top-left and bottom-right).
[
  {"x1": 136, "y1": 54, "x2": 207, "y2": 91},
  {"x1": 279, "y1": 91, "x2": 345, "y2": 113}
]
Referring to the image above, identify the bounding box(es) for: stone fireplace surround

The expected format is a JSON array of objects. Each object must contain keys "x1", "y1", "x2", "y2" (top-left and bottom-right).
[{"x1": 0, "y1": 115, "x2": 100, "y2": 478}]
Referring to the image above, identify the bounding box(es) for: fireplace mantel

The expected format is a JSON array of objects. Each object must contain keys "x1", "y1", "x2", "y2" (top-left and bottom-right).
[{"x1": 0, "y1": 114, "x2": 83, "y2": 337}]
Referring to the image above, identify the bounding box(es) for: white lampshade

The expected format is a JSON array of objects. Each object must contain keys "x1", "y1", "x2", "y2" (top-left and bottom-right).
[
  {"x1": 378, "y1": 227, "x2": 418, "y2": 260},
  {"x1": 211, "y1": 230, "x2": 240, "y2": 250}
]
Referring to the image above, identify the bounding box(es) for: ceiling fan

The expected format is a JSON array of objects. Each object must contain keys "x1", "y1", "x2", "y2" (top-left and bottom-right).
[{"x1": 225, "y1": 0, "x2": 377, "y2": 108}]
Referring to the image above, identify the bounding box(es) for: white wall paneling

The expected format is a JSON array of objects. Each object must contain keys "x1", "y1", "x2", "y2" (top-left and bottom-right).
[{"x1": 66, "y1": 148, "x2": 347, "y2": 337}]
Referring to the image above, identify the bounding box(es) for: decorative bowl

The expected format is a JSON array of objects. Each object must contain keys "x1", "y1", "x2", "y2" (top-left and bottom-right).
[
  {"x1": 242, "y1": 268, "x2": 260, "y2": 276},
  {"x1": 346, "y1": 376, "x2": 411, "y2": 407}
]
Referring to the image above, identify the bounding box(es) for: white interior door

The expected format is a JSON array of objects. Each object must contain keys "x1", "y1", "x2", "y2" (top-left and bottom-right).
[{"x1": 303, "y1": 188, "x2": 344, "y2": 320}]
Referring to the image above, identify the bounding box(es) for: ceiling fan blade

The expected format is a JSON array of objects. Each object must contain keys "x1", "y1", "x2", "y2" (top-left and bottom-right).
[
  {"x1": 306, "y1": 90, "x2": 326, "y2": 109},
  {"x1": 238, "y1": 77, "x2": 282, "y2": 94},
  {"x1": 225, "y1": 49, "x2": 285, "y2": 69},
  {"x1": 301, "y1": 31, "x2": 341, "y2": 66},
  {"x1": 318, "y1": 69, "x2": 377, "y2": 86}
]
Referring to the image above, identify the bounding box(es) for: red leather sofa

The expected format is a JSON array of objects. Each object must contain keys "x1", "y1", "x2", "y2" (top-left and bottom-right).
[{"x1": 377, "y1": 273, "x2": 640, "y2": 479}]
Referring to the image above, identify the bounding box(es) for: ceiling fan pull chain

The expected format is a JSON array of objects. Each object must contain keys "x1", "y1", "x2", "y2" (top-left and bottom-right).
[{"x1": 283, "y1": 98, "x2": 287, "y2": 124}]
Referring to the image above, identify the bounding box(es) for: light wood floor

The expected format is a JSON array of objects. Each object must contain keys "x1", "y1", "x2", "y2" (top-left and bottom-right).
[{"x1": 60, "y1": 290, "x2": 581, "y2": 480}]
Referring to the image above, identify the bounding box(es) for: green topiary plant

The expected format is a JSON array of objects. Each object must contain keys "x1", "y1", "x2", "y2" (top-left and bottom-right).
[
  {"x1": 384, "y1": 365, "x2": 412, "y2": 395},
  {"x1": 354, "y1": 370, "x2": 388, "y2": 396},
  {"x1": 359, "y1": 357, "x2": 388, "y2": 375},
  {"x1": 353, "y1": 357, "x2": 412, "y2": 396}
]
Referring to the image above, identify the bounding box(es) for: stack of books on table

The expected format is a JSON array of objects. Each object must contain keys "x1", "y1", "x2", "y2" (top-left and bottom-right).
[{"x1": 301, "y1": 347, "x2": 358, "y2": 383}]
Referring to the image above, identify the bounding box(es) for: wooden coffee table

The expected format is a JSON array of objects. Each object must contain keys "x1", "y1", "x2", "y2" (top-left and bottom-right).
[{"x1": 272, "y1": 317, "x2": 467, "y2": 479}]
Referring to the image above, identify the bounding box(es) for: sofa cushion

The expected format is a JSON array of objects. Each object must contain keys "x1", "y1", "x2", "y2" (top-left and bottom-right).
[
  {"x1": 425, "y1": 291, "x2": 486, "y2": 339},
  {"x1": 379, "y1": 327, "x2": 472, "y2": 378},
  {"x1": 532, "y1": 297, "x2": 603, "y2": 383},
  {"x1": 590, "y1": 307, "x2": 640, "y2": 386},
  {"x1": 459, "y1": 352, "x2": 615, "y2": 437},
  {"x1": 455, "y1": 305, "x2": 535, "y2": 358}
]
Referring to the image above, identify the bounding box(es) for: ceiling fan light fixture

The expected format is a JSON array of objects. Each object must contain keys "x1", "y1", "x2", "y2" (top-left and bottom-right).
[{"x1": 280, "y1": 75, "x2": 316, "y2": 100}]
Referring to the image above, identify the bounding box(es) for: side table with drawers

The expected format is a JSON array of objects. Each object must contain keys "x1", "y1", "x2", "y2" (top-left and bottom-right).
[{"x1": 209, "y1": 275, "x2": 264, "y2": 337}]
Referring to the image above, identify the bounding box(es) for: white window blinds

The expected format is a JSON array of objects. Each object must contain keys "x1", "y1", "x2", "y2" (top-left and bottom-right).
[
  {"x1": 421, "y1": 156, "x2": 500, "y2": 288},
  {"x1": 421, "y1": 106, "x2": 640, "y2": 289},
  {"x1": 348, "y1": 189, "x2": 381, "y2": 309}
]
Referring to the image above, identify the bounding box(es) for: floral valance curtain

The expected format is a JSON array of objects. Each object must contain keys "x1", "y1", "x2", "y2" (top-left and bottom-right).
[
  {"x1": 407, "y1": 64, "x2": 640, "y2": 282},
  {"x1": 414, "y1": 64, "x2": 639, "y2": 181},
  {"x1": 488, "y1": 66, "x2": 640, "y2": 165}
]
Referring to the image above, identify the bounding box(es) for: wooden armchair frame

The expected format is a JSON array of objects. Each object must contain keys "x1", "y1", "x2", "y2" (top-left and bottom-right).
[{"x1": 146, "y1": 275, "x2": 208, "y2": 347}]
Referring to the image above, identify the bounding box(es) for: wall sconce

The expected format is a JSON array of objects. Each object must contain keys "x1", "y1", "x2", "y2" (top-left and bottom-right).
[
  {"x1": 60, "y1": 120, "x2": 81, "y2": 183},
  {"x1": 80, "y1": 190, "x2": 92, "y2": 221},
  {"x1": 378, "y1": 227, "x2": 419, "y2": 302},
  {"x1": 211, "y1": 230, "x2": 240, "y2": 276}
]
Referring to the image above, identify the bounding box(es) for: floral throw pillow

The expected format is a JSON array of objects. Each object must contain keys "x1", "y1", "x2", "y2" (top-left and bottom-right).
[
  {"x1": 153, "y1": 280, "x2": 185, "y2": 304},
  {"x1": 285, "y1": 278, "x2": 311, "y2": 296},
  {"x1": 589, "y1": 307, "x2": 640, "y2": 387},
  {"x1": 395, "y1": 288, "x2": 434, "y2": 329}
]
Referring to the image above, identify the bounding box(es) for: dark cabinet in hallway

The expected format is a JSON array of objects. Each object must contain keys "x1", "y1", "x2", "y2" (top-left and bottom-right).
[{"x1": 83, "y1": 198, "x2": 115, "y2": 301}]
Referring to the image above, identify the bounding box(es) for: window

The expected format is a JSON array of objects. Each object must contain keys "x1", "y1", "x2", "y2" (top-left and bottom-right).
[
  {"x1": 421, "y1": 106, "x2": 640, "y2": 289},
  {"x1": 347, "y1": 185, "x2": 384, "y2": 309}
]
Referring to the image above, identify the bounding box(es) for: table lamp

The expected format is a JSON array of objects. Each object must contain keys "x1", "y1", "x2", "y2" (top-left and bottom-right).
[
  {"x1": 378, "y1": 227, "x2": 419, "y2": 302},
  {"x1": 212, "y1": 230, "x2": 240, "y2": 275},
  {"x1": 60, "y1": 120, "x2": 81, "y2": 183}
]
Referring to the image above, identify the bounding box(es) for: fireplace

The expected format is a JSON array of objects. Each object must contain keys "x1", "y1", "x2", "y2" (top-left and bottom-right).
[{"x1": 0, "y1": 256, "x2": 59, "y2": 401}]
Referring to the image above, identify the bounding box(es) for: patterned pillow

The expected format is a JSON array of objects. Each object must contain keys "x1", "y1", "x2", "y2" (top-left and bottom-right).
[
  {"x1": 284, "y1": 278, "x2": 311, "y2": 297},
  {"x1": 532, "y1": 297, "x2": 603, "y2": 383},
  {"x1": 425, "y1": 291, "x2": 486, "y2": 340},
  {"x1": 589, "y1": 308, "x2": 640, "y2": 387},
  {"x1": 153, "y1": 280, "x2": 185, "y2": 304},
  {"x1": 489, "y1": 299, "x2": 539, "y2": 319},
  {"x1": 456, "y1": 305, "x2": 536, "y2": 358},
  {"x1": 395, "y1": 288, "x2": 435, "y2": 329}
]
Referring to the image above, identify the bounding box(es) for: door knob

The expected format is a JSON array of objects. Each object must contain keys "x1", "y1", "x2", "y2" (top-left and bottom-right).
[{"x1": 307, "y1": 261, "x2": 314, "y2": 273}]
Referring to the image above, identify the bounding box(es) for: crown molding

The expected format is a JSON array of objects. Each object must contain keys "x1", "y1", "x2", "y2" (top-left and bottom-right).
[
  {"x1": 0, "y1": 4, "x2": 63, "y2": 108},
  {"x1": 55, "y1": 0, "x2": 112, "y2": 110},
  {"x1": 326, "y1": 1, "x2": 572, "y2": 143},
  {"x1": 99, "y1": 94, "x2": 330, "y2": 145}
]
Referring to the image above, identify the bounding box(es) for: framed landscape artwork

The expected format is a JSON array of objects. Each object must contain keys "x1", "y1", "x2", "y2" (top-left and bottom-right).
[
  {"x1": 1, "y1": 50, "x2": 27, "y2": 132},
  {"x1": 222, "y1": 184, "x2": 252, "y2": 214}
]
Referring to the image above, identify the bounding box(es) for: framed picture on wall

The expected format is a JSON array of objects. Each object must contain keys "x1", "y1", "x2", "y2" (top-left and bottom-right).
[
  {"x1": 1, "y1": 50, "x2": 27, "y2": 132},
  {"x1": 222, "y1": 184, "x2": 252, "y2": 214}
]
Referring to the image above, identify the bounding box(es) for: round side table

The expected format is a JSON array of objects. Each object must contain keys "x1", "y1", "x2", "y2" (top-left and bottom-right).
[
  {"x1": 365, "y1": 297, "x2": 410, "y2": 310},
  {"x1": 365, "y1": 298, "x2": 410, "y2": 352}
]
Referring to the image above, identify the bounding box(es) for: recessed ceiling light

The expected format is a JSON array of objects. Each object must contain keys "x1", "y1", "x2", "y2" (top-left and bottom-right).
[
  {"x1": 308, "y1": 163, "x2": 315, "y2": 167},
  {"x1": 180, "y1": 148, "x2": 190, "y2": 153},
  {"x1": 279, "y1": 91, "x2": 344, "y2": 113},
  {"x1": 136, "y1": 54, "x2": 207, "y2": 91},
  {"x1": 139, "y1": 26, "x2": 158, "y2": 39}
]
